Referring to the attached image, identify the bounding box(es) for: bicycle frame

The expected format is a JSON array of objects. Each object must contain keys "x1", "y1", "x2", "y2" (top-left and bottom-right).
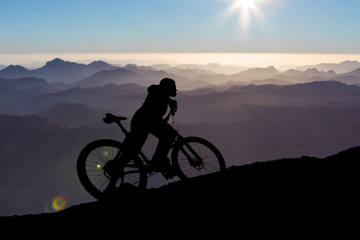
[
  {"x1": 112, "y1": 117, "x2": 203, "y2": 174},
  {"x1": 111, "y1": 119, "x2": 151, "y2": 167}
]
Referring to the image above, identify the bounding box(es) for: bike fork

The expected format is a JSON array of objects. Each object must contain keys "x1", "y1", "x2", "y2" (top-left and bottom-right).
[{"x1": 178, "y1": 138, "x2": 203, "y2": 167}]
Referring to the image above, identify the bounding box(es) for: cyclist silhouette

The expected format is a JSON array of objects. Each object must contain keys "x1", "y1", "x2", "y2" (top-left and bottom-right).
[
  {"x1": 103, "y1": 78, "x2": 178, "y2": 180},
  {"x1": 77, "y1": 78, "x2": 226, "y2": 197}
]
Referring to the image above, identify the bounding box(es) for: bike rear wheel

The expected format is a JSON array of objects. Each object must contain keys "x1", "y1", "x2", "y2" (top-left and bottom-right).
[
  {"x1": 171, "y1": 136, "x2": 226, "y2": 179},
  {"x1": 77, "y1": 139, "x2": 147, "y2": 199}
]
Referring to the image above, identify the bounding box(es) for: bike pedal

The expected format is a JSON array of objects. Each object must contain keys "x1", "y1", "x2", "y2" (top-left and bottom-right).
[
  {"x1": 147, "y1": 167, "x2": 155, "y2": 174},
  {"x1": 162, "y1": 171, "x2": 176, "y2": 180}
]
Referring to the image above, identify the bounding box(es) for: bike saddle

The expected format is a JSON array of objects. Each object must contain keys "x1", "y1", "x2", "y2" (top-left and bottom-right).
[{"x1": 103, "y1": 113, "x2": 127, "y2": 124}]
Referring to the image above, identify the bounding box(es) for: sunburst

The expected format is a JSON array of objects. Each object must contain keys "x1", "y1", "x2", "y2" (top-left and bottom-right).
[{"x1": 223, "y1": 0, "x2": 269, "y2": 30}]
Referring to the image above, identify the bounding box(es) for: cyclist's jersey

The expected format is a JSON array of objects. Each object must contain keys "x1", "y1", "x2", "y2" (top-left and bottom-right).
[{"x1": 136, "y1": 84, "x2": 170, "y2": 121}]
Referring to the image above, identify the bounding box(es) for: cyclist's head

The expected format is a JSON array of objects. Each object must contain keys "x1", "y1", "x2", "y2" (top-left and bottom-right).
[{"x1": 160, "y1": 78, "x2": 177, "y2": 97}]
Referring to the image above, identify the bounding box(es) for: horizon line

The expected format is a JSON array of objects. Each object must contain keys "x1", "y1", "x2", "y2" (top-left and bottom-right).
[{"x1": 1, "y1": 52, "x2": 360, "y2": 68}]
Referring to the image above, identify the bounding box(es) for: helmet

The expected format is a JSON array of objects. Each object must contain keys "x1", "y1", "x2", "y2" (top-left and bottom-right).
[
  {"x1": 160, "y1": 78, "x2": 177, "y2": 97},
  {"x1": 160, "y1": 78, "x2": 175, "y2": 88}
]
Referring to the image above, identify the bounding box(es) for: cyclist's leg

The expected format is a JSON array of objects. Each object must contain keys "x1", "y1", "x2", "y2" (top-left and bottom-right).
[
  {"x1": 150, "y1": 121, "x2": 177, "y2": 166},
  {"x1": 120, "y1": 131, "x2": 147, "y2": 161},
  {"x1": 104, "y1": 128, "x2": 149, "y2": 176},
  {"x1": 103, "y1": 128, "x2": 149, "y2": 192}
]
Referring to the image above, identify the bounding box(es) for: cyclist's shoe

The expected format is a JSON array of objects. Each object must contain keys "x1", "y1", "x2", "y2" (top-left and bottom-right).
[
  {"x1": 150, "y1": 158, "x2": 177, "y2": 179},
  {"x1": 162, "y1": 169, "x2": 177, "y2": 180},
  {"x1": 103, "y1": 176, "x2": 118, "y2": 196},
  {"x1": 103, "y1": 160, "x2": 123, "y2": 177}
]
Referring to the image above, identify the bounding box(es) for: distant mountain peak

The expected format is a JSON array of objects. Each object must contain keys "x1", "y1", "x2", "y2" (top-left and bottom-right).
[
  {"x1": 87, "y1": 60, "x2": 114, "y2": 68},
  {"x1": 304, "y1": 68, "x2": 320, "y2": 73},
  {"x1": 47, "y1": 58, "x2": 66, "y2": 64},
  {"x1": 43, "y1": 58, "x2": 78, "y2": 68},
  {"x1": 89, "y1": 60, "x2": 107, "y2": 65},
  {"x1": 3, "y1": 64, "x2": 29, "y2": 71},
  {"x1": 341, "y1": 60, "x2": 360, "y2": 64},
  {"x1": 343, "y1": 67, "x2": 360, "y2": 75},
  {"x1": 0, "y1": 65, "x2": 31, "y2": 77},
  {"x1": 52, "y1": 58, "x2": 64, "y2": 62}
]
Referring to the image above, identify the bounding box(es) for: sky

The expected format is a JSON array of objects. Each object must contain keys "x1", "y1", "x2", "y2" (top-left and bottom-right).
[{"x1": 1, "y1": 0, "x2": 360, "y2": 67}]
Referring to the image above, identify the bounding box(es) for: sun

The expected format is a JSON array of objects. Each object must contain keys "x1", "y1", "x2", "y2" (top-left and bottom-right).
[
  {"x1": 236, "y1": 0, "x2": 257, "y2": 9},
  {"x1": 223, "y1": 0, "x2": 267, "y2": 30}
]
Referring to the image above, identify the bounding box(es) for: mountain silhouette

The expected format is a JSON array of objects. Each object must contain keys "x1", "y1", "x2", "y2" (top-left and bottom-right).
[
  {"x1": 0, "y1": 58, "x2": 117, "y2": 83},
  {"x1": 0, "y1": 77, "x2": 50, "y2": 91},
  {"x1": 75, "y1": 68, "x2": 140, "y2": 87},
  {"x1": 1, "y1": 146, "x2": 358, "y2": 228},
  {"x1": 0, "y1": 65, "x2": 32, "y2": 79},
  {"x1": 33, "y1": 58, "x2": 118, "y2": 83},
  {"x1": 296, "y1": 60, "x2": 360, "y2": 73},
  {"x1": 15, "y1": 80, "x2": 359, "y2": 117},
  {"x1": 75, "y1": 64, "x2": 190, "y2": 88},
  {"x1": 39, "y1": 102, "x2": 104, "y2": 127},
  {"x1": 272, "y1": 68, "x2": 337, "y2": 84},
  {"x1": 2, "y1": 60, "x2": 360, "y2": 93}
]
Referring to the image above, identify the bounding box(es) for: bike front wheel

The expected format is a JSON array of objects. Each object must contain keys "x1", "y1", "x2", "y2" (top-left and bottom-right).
[
  {"x1": 77, "y1": 139, "x2": 147, "y2": 199},
  {"x1": 171, "y1": 136, "x2": 226, "y2": 179}
]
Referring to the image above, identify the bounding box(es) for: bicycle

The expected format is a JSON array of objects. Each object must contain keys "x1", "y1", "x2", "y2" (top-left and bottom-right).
[{"x1": 77, "y1": 113, "x2": 226, "y2": 199}]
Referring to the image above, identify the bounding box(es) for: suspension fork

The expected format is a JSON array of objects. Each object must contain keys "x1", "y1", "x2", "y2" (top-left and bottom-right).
[{"x1": 176, "y1": 135, "x2": 203, "y2": 166}]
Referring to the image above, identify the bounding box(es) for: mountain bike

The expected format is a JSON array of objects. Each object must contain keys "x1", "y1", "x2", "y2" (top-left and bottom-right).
[{"x1": 77, "y1": 113, "x2": 226, "y2": 199}]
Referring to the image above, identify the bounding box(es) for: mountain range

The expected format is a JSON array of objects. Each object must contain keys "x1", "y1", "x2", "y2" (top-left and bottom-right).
[
  {"x1": 1, "y1": 80, "x2": 360, "y2": 216},
  {"x1": 1, "y1": 58, "x2": 360, "y2": 217},
  {"x1": 1, "y1": 59, "x2": 360, "y2": 89},
  {"x1": 0, "y1": 58, "x2": 117, "y2": 83},
  {"x1": 295, "y1": 60, "x2": 360, "y2": 73}
]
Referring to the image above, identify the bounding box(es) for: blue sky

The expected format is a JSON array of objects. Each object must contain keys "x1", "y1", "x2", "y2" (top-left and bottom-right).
[{"x1": 1, "y1": 0, "x2": 360, "y2": 53}]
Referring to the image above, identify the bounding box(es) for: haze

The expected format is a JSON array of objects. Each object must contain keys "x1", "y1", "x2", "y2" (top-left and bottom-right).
[{"x1": 2, "y1": 53, "x2": 360, "y2": 70}]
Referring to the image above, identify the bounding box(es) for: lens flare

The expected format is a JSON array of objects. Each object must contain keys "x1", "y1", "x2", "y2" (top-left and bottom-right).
[
  {"x1": 97, "y1": 163, "x2": 103, "y2": 169},
  {"x1": 103, "y1": 150, "x2": 109, "y2": 157},
  {"x1": 52, "y1": 195, "x2": 67, "y2": 211}
]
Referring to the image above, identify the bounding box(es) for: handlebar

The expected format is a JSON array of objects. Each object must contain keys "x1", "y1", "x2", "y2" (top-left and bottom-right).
[{"x1": 164, "y1": 110, "x2": 176, "y2": 122}]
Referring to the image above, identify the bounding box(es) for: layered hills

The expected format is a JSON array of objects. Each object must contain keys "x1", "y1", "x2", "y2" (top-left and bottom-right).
[
  {"x1": 1, "y1": 58, "x2": 360, "y2": 89},
  {"x1": 1, "y1": 58, "x2": 360, "y2": 218}
]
